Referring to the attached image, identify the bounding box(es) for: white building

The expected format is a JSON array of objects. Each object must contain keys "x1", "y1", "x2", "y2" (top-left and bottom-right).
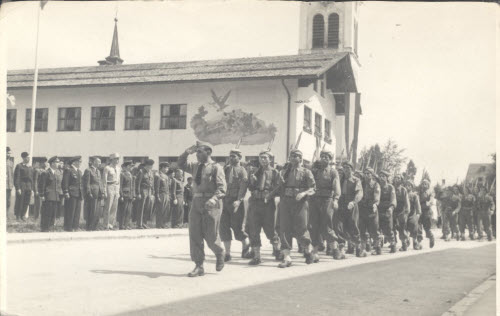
[{"x1": 6, "y1": 2, "x2": 362, "y2": 168}]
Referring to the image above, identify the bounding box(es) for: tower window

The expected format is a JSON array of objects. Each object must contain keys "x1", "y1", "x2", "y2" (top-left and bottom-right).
[
  {"x1": 312, "y1": 14, "x2": 325, "y2": 49},
  {"x1": 328, "y1": 13, "x2": 340, "y2": 48}
]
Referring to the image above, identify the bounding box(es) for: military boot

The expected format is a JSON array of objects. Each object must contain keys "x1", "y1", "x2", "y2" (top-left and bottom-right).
[
  {"x1": 399, "y1": 238, "x2": 408, "y2": 252},
  {"x1": 412, "y1": 238, "x2": 419, "y2": 250},
  {"x1": 244, "y1": 248, "x2": 255, "y2": 259},
  {"x1": 241, "y1": 243, "x2": 251, "y2": 258},
  {"x1": 326, "y1": 243, "x2": 333, "y2": 256},
  {"x1": 356, "y1": 243, "x2": 367, "y2": 257},
  {"x1": 188, "y1": 262, "x2": 205, "y2": 277},
  {"x1": 365, "y1": 241, "x2": 372, "y2": 252},
  {"x1": 389, "y1": 243, "x2": 397, "y2": 253},
  {"x1": 487, "y1": 234, "x2": 493, "y2": 242},
  {"x1": 248, "y1": 247, "x2": 262, "y2": 265},
  {"x1": 429, "y1": 236, "x2": 435, "y2": 248},
  {"x1": 215, "y1": 253, "x2": 225, "y2": 272},
  {"x1": 460, "y1": 234, "x2": 466, "y2": 241},
  {"x1": 338, "y1": 244, "x2": 347, "y2": 259},
  {"x1": 346, "y1": 242, "x2": 355, "y2": 254},
  {"x1": 278, "y1": 250, "x2": 292, "y2": 268}
]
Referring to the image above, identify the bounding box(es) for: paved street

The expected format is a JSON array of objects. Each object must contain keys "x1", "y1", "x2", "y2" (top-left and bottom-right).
[{"x1": 6, "y1": 232, "x2": 496, "y2": 316}]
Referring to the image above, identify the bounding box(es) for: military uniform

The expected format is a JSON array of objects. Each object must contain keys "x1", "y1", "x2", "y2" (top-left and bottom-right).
[
  {"x1": 103, "y1": 155, "x2": 121, "y2": 229},
  {"x1": 184, "y1": 182, "x2": 193, "y2": 223},
  {"x1": 32, "y1": 165, "x2": 45, "y2": 219},
  {"x1": 83, "y1": 164, "x2": 104, "y2": 231},
  {"x1": 459, "y1": 192, "x2": 475, "y2": 240},
  {"x1": 359, "y1": 173, "x2": 381, "y2": 255},
  {"x1": 476, "y1": 191, "x2": 495, "y2": 241},
  {"x1": 442, "y1": 190, "x2": 461, "y2": 241},
  {"x1": 39, "y1": 158, "x2": 62, "y2": 232},
  {"x1": 62, "y1": 158, "x2": 83, "y2": 231},
  {"x1": 393, "y1": 183, "x2": 410, "y2": 250},
  {"x1": 178, "y1": 148, "x2": 226, "y2": 269},
  {"x1": 135, "y1": 162, "x2": 155, "y2": 228},
  {"x1": 378, "y1": 179, "x2": 396, "y2": 250},
  {"x1": 406, "y1": 189, "x2": 422, "y2": 248},
  {"x1": 221, "y1": 162, "x2": 248, "y2": 244},
  {"x1": 118, "y1": 166, "x2": 135, "y2": 229},
  {"x1": 170, "y1": 177, "x2": 185, "y2": 228},
  {"x1": 14, "y1": 160, "x2": 34, "y2": 219},
  {"x1": 418, "y1": 185, "x2": 435, "y2": 248},
  {"x1": 154, "y1": 170, "x2": 170, "y2": 228}
]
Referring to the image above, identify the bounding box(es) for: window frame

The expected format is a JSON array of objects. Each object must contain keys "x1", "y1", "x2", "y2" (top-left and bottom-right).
[
  {"x1": 303, "y1": 106, "x2": 312, "y2": 134},
  {"x1": 160, "y1": 104, "x2": 187, "y2": 130},
  {"x1": 6, "y1": 109, "x2": 16, "y2": 132},
  {"x1": 91, "y1": 106, "x2": 116, "y2": 131},
  {"x1": 125, "y1": 105, "x2": 150, "y2": 131},
  {"x1": 324, "y1": 119, "x2": 332, "y2": 144},
  {"x1": 314, "y1": 113, "x2": 322, "y2": 137},
  {"x1": 312, "y1": 14, "x2": 325, "y2": 49},
  {"x1": 25, "y1": 108, "x2": 49, "y2": 132},
  {"x1": 327, "y1": 13, "x2": 340, "y2": 49},
  {"x1": 57, "y1": 107, "x2": 81, "y2": 132}
]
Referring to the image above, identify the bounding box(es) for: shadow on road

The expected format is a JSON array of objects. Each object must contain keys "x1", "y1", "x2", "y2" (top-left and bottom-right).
[
  {"x1": 148, "y1": 254, "x2": 298, "y2": 269},
  {"x1": 90, "y1": 269, "x2": 206, "y2": 278}
]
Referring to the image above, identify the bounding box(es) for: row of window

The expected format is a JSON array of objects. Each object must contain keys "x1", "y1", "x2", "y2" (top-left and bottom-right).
[
  {"x1": 303, "y1": 106, "x2": 332, "y2": 143},
  {"x1": 6, "y1": 104, "x2": 187, "y2": 132},
  {"x1": 312, "y1": 13, "x2": 358, "y2": 55}
]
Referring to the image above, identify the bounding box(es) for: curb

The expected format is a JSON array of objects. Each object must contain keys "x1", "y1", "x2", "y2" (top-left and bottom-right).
[
  {"x1": 441, "y1": 274, "x2": 496, "y2": 316},
  {"x1": 7, "y1": 228, "x2": 189, "y2": 244}
]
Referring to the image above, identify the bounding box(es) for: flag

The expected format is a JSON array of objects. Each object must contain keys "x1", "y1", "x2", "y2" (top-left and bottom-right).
[{"x1": 40, "y1": 0, "x2": 49, "y2": 10}]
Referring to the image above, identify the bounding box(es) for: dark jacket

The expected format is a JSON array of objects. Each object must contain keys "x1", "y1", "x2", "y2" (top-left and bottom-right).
[
  {"x1": 63, "y1": 166, "x2": 83, "y2": 199},
  {"x1": 120, "y1": 171, "x2": 135, "y2": 199},
  {"x1": 83, "y1": 167, "x2": 104, "y2": 198},
  {"x1": 14, "y1": 163, "x2": 34, "y2": 191},
  {"x1": 40, "y1": 168, "x2": 62, "y2": 202}
]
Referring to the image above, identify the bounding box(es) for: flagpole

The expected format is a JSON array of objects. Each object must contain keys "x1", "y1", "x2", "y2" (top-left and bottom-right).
[{"x1": 29, "y1": 1, "x2": 42, "y2": 163}]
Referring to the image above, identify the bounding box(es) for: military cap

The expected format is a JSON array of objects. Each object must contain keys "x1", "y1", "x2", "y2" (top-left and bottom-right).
[
  {"x1": 109, "y1": 153, "x2": 120, "y2": 160},
  {"x1": 196, "y1": 141, "x2": 212, "y2": 151},
  {"x1": 229, "y1": 149, "x2": 242, "y2": 158},
  {"x1": 320, "y1": 150, "x2": 334, "y2": 159},
  {"x1": 364, "y1": 168, "x2": 375, "y2": 176},
  {"x1": 354, "y1": 170, "x2": 363, "y2": 178},
  {"x1": 342, "y1": 161, "x2": 354, "y2": 169},
  {"x1": 159, "y1": 162, "x2": 170, "y2": 169},
  {"x1": 290, "y1": 149, "x2": 303, "y2": 157},
  {"x1": 69, "y1": 156, "x2": 82, "y2": 163},
  {"x1": 379, "y1": 170, "x2": 391, "y2": 177},
  {"x1": 21, "y1": 152, "x2": 29, "y2": 158},
  {"x1": 48, "y1": 156, "x2": 60, "y2": 164},
  {"x1": 405, "y1": 180, "x2": 415, "y2": 188},
  {"x1": 39, "y1": 157, "x2": 48, "y2": 163},
  {"x1": 145, "y1": 159, "x2": 155, "y2": 166},
  {"x1": 259, "y1": 150, "x2": 274, "y2": 158},
  {"x1": 122, "y1": 160, "x2": 133, "y2": 168}
]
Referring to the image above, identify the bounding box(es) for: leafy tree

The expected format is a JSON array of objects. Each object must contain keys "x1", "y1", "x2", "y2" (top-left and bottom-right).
[{"x1": 358, "y1": 139, "x2": 407, "y2": 174}]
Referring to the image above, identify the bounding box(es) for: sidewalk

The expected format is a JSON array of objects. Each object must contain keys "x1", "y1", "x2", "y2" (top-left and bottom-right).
[{"x1": 7, "y1": 228, "x2": 189, "y2": 244}]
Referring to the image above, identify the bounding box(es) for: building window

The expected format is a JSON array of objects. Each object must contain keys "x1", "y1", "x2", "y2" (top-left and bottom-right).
[
  {"x1": 212, "y1": 156, "x2": 228, "y2": 166},
  {"x1": 91, "y1": 106, "x2": 115, "y2": 131},
  {"x1": 7, "y1": 109, "x2": 16, "y2": 132},
  {"x1": 25, "y1": 108, "x2": 48, "y2": 132},
  {"x1": 125, "y1": 105, "x2": 150, "y2": 130},
  {"x1": 324, "y1": 119, "x2": 332, "y2": 143},
  {"x1": 315, "y1": 113, "x2": 322, "y2": 137},
  {"x1": 328, "y1": 13, "x2": 340, "y2": 48},
  {"x1": 312, "y1": 14, "x2": 325, "y2": 49},
  {"x1": 303, "y1": 106, "x2": 312, "y2": 133},
  {"x1": 159, "y1": 156, "x2": 179, "y2": 168},
  {"x1": 334, "y1": 94, "x2": 346, "y2": 115},
  {"x1": 124, "y1": 156, "x2": 148, "y2": 165},
  {"x1": 161, "y1": 104, "x2": 187, "y2": 129},
  {"x1": 354, "y1": 19, "x2": 358, "y2": 55},
  {"x1": 58, "y1": 107, "x2": 81, "y2": 131}
]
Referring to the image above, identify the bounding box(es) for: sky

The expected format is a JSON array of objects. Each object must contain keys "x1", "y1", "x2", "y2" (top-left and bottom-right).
[{"x1": 0, "y1": 0, "x2": 497, "y2": 185}]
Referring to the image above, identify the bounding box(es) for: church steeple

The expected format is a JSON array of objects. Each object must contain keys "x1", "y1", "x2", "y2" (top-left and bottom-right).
[{"x1": 98, "y1": 18, "x2": 124, "y2": 66}]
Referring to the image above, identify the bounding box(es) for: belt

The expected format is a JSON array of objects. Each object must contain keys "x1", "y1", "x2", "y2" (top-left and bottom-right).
[
  {"x1": 252, "y1": 190, "x2": 270, "y2": 199},
  {"x1": 193, "y1": 192, "x2": 214, "y2": 198},
  {"x1": 315, "y1": 189, "x2": 333, "y2": 197},
  {"x1": 284, "y1": 187, "x2": 301, "y2": 197}
]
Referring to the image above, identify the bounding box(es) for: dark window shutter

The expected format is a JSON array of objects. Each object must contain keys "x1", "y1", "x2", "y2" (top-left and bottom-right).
[
  {"x1": 312, "y1": 14, "x2": 325, "y2": 49},
  {"x1": 328, "y1": 13, "x2": 339, "y2": 48}
]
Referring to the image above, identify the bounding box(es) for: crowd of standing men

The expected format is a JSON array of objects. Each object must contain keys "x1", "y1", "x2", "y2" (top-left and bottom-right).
[
  {"x1": 6, "y1": 143, "x2": 496, "y2": 278},
  {"x1": 5, "y1": 147, "x2": 193, "y2": 232}
]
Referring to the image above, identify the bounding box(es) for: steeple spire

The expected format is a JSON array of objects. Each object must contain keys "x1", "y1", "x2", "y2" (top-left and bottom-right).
[{"x1": 98, "y1": 17, "x2": 124, "y2": 66}]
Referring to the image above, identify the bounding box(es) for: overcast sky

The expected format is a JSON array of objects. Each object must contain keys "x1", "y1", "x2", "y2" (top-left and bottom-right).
[{"x1": 0, "y1": 0, "x2": 497, "y2": 185}]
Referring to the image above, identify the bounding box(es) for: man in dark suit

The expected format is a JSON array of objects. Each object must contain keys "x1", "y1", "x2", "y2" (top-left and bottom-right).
[
  {"x1": 83, "y1": 157, "x2": 104, "y2": 231},
  {"x1": 135, "y1": 159, "x2": 155, "y2": 229},
  {"x1": 40, "y1": 156, "x2": 62, "y2": 232},
  {"x1": 6, "y1": 147, "x2": 14, "y2": 216},
  {"x1": 118, "y1": 160, "x2": 135, "y2": 229},
  {"x1": 62, "y1": 156, "x2": 83, "y2": 231},
  {"x1": 14, "y1": 151, "x2": 34, "y2": 221},
  {"x1": 32, "y1": 158, "x2": 47, "y2": 220}
]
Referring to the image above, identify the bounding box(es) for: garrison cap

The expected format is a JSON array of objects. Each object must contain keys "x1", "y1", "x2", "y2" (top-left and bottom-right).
[
  {"x1": 320, "y1": 150, "x2": 334, "y2": 159},
  {"x1": 364, "y1": 168, "x2": 375, "y2": 176},
  {"x1": 21, "y1": 152, "x2": 29, "y2": 158},
  {"x1": 259, "y1": 150, "x2": 274, "y2": 158},
  {"x1": 145, "y1": 159, "x2": 155, "y2": 166},
  {"x1": 159, "y1": 162, "x2": 170, "y2": 169},
  {"x1": 290, "y1": 149, "x2": 303, "y2": 157},
  {"x1": 379, "y1": 170, "x2": 391, "y2": 177},
  {"x1": 342, "y1": 161, "x2": 354, "y2": 170},
  {"x1": 48, "y1": 156, "x2": 60, "y2": 164},
  {"x1": 229, "y1": 149, "x2": 242, "y2": 158}
]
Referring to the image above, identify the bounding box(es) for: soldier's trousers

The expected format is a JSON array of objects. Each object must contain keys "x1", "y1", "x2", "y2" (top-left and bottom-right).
[
  {"x1": 103, "y1": 184, "x2": 119, "y2": 228},
  {"x1": 443, "y1": 211, "x2": 458, "y2": 236},
  {"x1": 477, "y1": 211, "x2": 492, "y2": 239},
  {"x1": 118, "y1": 197, "x2": 134, "y2": 229},
  {"x1": 393, "y1": 212, "x2": 408, "y2": 244},
  {"x1": 378, "y1": 209, "x2": 395, "y2": 244},
  {"x1": 189, "y1": 196, "x2": 224, "y2": 263},
  {"x1": 184, "y1": 201, "x2": 191, "y2": 223},
  {"x1": 84, "y1": 196, "x2": 101, "y2": 231},
  {"x1": 406, "y1": 214, "x2": 420, "y2": 239},
  {"x1": 14, "y1": 189, "x2": 31, "y2": 218},
  {"x1": 31, "y1": 195, "x2": 42, "y2": 219},
  {"x1": 247, "y1": 197, "x2": 279, "y2": 247},
  {"x1": 359, "y1": 208, "x2": 379, "y2": 245},
  {"x1": 334, "y1": 203, "x2": 360, "y2": 246},
  {"x1": 154, "y1": 194, "x2": 170, "y2": 228},
  {"x1": 136, "y1": 194, "x2": 154, "y2": 227},
  {"x1": 279, "y1": 196, "x2": 311, "y2": 250},
  {"x1": 171, "y1": 195, "x2": 185, "y2": 228},
  {"x1": 64, "y1": 197, "x2": 81, "y2": 231},
  {"x1": 309, "y1": 197, "x2": 340, "y2": 247},
  {"x1": 418, "y1": 211, "x2": 434, "y2": 241},
  {"x1": 459, "y1": 208, "x2": 474, "y2": 237},
  {"x1": 40, "y1": 200, "x2": 57, "y2": 232},
  {"x1": 220, "y1": 196, "x2": 247, "y2": 242}
]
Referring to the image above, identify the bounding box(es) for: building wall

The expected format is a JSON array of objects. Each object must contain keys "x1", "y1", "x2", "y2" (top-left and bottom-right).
[{"x1": 8, "y1": 78, "x2": 343, "y2": 167}]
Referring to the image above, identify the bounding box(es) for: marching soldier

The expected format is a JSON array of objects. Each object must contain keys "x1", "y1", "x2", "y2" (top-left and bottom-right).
[
  {"x1": 393, "y1": 174, "x2": 410, "y2": 251},
  {"x1": 378, "y1": 170, "x2": 397, "y2": 253},
  {"x1": 6, "y1": 147, "x2": 14, "y2": 216},
  {"x1": 476, "y1": 185, "x2": 495, "y2": 241},
  {"x1": 14, "y1": 151, "x2": 34, "y2": 221},
  {"x1": 171, "y1": 169, "x2": 185, "y2": 228},
  {"x1": 136, "y1": 159, "x2": 155, "y2": 229},
  {"x1": 154, "y1": 162, "x2": 170, "y2": 229},
  {"x1": 418, "y1": 179, "x2": 435, "y2": 248},
  {"x1": 221, "y1": 149, "x2": 251, "y2": 262},
  {"x1": 83, "y1": 157, "x2": 104, "y2": 231},
  {"x1": 277, "y1": 149, "x2": 315, "y2": 268},
  {"x1": 178, "y1": 142, "x2": 226, "y2": 277},
  {"x1": 459, "y1": 187, "x2": 476, "y2": 240},
  {"x1": 62, "y1": 156, "x2": 83, "y2": 232},
  {"x1": 118, "y1": 160, "x2": 135, "y2": 230},
  {"x1": 359, "y1": 168, "x2": 380, "y2": 257},
  {"x1": 442, "y1": 186, "x2": 461, "y2": 241},
  {"x1": 39, "y1": 156, "x2": 62, "y2": 232},
  {"x1": 309, "y1": 150, "x2": 341, "y2": 262},
  {"x1": 404, "y1": 180, "x2": 422, "y2": 250},
  {"x1": 103, "y1": 153, "x2": 121, "y2": 230},
  {"x1": 247, "y1": 150, "x2": 281, "y2": 265}
]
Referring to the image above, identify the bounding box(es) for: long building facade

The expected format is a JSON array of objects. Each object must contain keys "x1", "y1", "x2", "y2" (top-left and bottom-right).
[{"x1": 6, "y1": 2, "x2": 362, "y2": 168}]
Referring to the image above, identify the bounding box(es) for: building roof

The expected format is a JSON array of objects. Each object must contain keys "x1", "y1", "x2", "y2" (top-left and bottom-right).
[
  {"x1": 465, "y1": 163, "x2": 495, "y2": 183},
  {"x1": 7, "y1": 52, "x2": 349, "y2": 89}
]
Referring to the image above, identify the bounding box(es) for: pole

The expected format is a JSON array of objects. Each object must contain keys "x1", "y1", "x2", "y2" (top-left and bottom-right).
[{"x1": 29, "y1": 2, "x2": 42, "y2": 163}]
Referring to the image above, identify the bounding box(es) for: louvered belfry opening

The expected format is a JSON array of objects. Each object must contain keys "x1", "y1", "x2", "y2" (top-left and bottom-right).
[
  {"x1": 328, "y1": 13, "x2": 339, "y2": 49},
  {"x1": 312, "y1": 14, "x2": 325, "y2": 49}
]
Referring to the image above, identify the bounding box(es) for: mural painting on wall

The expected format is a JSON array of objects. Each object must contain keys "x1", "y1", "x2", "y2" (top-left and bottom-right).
[{"x1": 190, "y1": 89, "x2": 277, "y2": 145}]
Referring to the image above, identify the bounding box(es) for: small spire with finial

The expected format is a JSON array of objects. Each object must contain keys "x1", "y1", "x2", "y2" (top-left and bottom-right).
[{"x1": 98, "y1": 11, "x2": 124, "y2": 66}]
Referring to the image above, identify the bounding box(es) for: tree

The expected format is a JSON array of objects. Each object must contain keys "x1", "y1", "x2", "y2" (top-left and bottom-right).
[
  {"x1": 403, "y1": 160, "x2": 417, "y2": 181},
  {"x1": 358, "y1": 139, "x2": 407, "y2": 174}
]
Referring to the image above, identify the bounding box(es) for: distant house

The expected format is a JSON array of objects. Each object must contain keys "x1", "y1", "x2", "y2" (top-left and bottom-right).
[{"x1": 465, "y1": 163, "x2": 495, "y2": 187}]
